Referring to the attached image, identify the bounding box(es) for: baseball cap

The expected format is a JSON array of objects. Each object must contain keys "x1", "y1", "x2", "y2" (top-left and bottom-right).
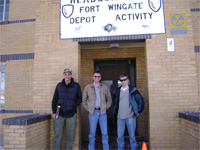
[{"x1": 63, "y1": 68, "x2": 72, "y2": 74}]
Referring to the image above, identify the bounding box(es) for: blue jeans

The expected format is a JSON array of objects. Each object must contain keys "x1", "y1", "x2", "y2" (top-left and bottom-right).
[
  {"x1": 88, "y1": 110, "x2": 109, "y2": 150},
  {"x1": 117, "y1": 115, "x2": 137, "y2": 150}
]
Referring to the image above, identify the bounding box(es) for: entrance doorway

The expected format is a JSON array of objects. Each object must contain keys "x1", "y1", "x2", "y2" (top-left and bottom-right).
[
  {"x1": 81, "y1": 45, "x2": 148, "y2": 143},
  {"x1": 94, "y1": 59, "x2": 136, "y2": 136}
]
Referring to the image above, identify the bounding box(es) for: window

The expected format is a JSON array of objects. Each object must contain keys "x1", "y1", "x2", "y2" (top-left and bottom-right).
[
  {"x1": 0, "y1": 0, "x2": 9, "y2": 22},
  {"x1": 0, "y1": 62, "x2": 6, "y2": 109}
]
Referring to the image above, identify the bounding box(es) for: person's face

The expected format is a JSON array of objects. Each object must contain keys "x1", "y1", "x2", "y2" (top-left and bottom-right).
[
  {"x1": 120, "y1": 76, "x2": 128, "y2": 87},
  {"x1": 93, "y1": 73, "x2": 101, "y2": 83},
  {"x1": 63, "y1": 72, "x2": 72, "y2": 81}
]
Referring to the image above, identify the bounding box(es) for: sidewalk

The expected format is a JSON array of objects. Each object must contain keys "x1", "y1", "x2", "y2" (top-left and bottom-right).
[
  {"x1": 81, "y1": 136, "x2": 149, "y2": 150},
  {"x1": 0, "y1": 134, "x2": 149, "y2": 150}
]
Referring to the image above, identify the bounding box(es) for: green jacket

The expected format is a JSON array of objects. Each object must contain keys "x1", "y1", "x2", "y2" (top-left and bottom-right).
[{"x1": 112, "y1": 85, "x2": 144, "y2": 123}]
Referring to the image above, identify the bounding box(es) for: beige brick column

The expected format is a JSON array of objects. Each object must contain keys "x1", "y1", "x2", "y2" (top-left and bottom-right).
[
  {"x1": 145, "y1": 0, "x2": 199, "y2": 148},
  {"x1": 33, "y1": 0, "x2": 81, "y2": 149}
]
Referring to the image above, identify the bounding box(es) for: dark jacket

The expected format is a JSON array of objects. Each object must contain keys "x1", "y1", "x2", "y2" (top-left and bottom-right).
[
  {"x1": 52, "y1": 78, "x2": 82, "y2": 118},
  {"x1": 113, "y1": 85, "x2": 144, "y2": 123}
]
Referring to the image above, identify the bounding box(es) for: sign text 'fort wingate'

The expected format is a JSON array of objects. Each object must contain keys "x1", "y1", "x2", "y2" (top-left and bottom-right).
[{"x1": 60, "y1": 0, "x2": 165, "y2": 39}]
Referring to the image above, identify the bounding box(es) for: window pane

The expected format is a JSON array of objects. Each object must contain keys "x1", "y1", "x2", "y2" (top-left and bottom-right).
[
  {"x1": 5, "y1": 12, "x2": 8, "y2": 21},
  {"x1": 1, "y1": 82, "x2": 5, "y2": 90},
  {"x1": 0, "y1": 13, "x2": 3, "y2": 22},
  {"x1": 0, "y1": 63, "x2": 6, "y2": 71},
  {"x1": 5, "y1": 4, "x2": 9, "y2": 12},
  {"x1": 0, "y1": 63, "x2": 5, "y2": 109},
  {"x1": 0, "y1": 6, "x2": 3, "y2": 12},
  {"x1": 0, "y1": 63, "x2": 2, "y2": 71},
  {"x1": 6, "y1": 0, "x2": 9, "y2": 4},
  {"x1": 0, "y1": 0, "x2": 4, "y2": 5},
  {"x1": 2, "y1": 62, "x2": 6, "y2": 70},
  {"x1": 1, "y1": 72, "x2": 5, "y2": 82}
]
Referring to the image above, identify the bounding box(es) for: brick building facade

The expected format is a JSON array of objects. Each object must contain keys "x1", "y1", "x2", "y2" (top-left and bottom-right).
[{"x1": 0, "y1": 0, "x2": 199, "y2": 149}]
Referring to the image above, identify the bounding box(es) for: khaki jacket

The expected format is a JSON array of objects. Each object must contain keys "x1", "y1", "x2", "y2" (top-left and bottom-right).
[{"x1": 82, "y1": 83, "x2": 112, "y2": 115}]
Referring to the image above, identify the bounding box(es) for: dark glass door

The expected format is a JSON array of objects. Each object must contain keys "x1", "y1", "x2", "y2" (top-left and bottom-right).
[{"x1": 95, "y1": 59, "x2": 136, "y2": 136}]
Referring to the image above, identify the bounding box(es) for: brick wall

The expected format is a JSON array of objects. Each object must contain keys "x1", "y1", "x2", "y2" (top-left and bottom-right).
[
  {"x1": 191, "y1": 0, "x2": 200, "y2": 107},
  {"x1": 180, "y1": 119, "x2": 200, "y2": 149},
  {"x1": 1, "y1": 0, "x2": 82, "y2": 149},
  {"x1": 0, "y1": 0, "x2": 36, "y2": 55},
  {"x1": 4, "y1": 60, "x2": 34, "y2": 110},
  {"x1": 1, "y1": 0, "x2": 200, "y2": 149},
  {"x1": 190, "y1": 0, "x2": 200, "y2": 46},
  {"x1": 80, "y1": 46, "x2": 149, "y2": 141},
  {"x1": 0, "y1": 113, "x2": 31, "y2": 135},
  {"x1": 26, "y1": 121, "x2": 50, "y2": 149},
  {"x1": 146, "y1": 0, "x2": 199, "y2": 149},
  {"x1": 0, "y1": 22, "x2": 35, "y2": 55},
  {"x1": 33, "y1": 0, "x2": 81, "y2": 149},
  {"x1": 9, "y1": 0, "x2": 36, "y2": 20},
  {"x1": 0, "y1": 0, "x2": 36, "y2": 140},
  {"x1": 3, "y1": 114, "x2": 51, "y2": 149},
  {"x1": 0, "y1": 0, "x2": 36, "y2": 111}
]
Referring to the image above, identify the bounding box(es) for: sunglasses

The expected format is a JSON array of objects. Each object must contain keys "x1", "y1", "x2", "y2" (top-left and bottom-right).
[
  {"x1": 120, "y1": 78, "x2": 127, "y2": 82},
  {"x1": 94, "y1": 76, "x2": 101, "y2": 78}
]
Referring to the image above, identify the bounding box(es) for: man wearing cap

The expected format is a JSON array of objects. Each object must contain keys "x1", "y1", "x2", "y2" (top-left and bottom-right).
[
  {"x1": 82, "y1": 71, "x2": 112, "y2": 150},
  {"x1": 52, "y1": 68, "x2": 82, "y2": 150}
]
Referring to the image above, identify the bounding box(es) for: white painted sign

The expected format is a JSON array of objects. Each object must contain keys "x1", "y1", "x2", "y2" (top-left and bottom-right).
[
  {"x1": 60, "y1": 0, "x2": 165, "y2": 39},
  {"x1": 167, "y1": 38, "x2": 175, "y2": 52}
]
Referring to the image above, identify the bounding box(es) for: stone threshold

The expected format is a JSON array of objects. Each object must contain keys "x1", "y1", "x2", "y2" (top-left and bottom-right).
[{"x1": 2, "y1": 114, "x2": 51, "y2": 125}]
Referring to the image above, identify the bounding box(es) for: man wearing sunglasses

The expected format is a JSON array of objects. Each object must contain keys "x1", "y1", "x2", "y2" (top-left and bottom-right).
[
  {"x1": 112, "y1": 74, "x2": 144, "y2": 150},
  {"x1": 82, "y1": 71, "x2": 112, "y2": 150}
]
